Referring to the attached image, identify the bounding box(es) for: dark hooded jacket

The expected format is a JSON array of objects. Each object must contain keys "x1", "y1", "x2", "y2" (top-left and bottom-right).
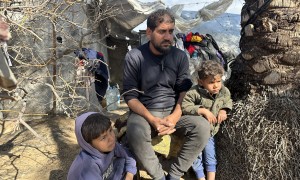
[{"x1": 67, "y1": 112, "x2": 137, "y2": 180}]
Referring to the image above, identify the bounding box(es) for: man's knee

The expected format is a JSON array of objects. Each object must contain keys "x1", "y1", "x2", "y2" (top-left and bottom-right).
[
  {"x1": 189, "y1": 116, "x2": 210, "y2": 142},
  {"x1": 127, "y1": 114, "x2": 150, "y2": 143},
  {"x1": 127, "y1": 123, "x2": 146, "y2": 140}
]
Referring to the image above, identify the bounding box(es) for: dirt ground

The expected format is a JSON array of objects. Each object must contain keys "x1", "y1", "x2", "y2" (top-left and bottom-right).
[
  {"x1": 0, "y1": 104, "x2": 196, "y2": 180},
  {"x1": 0, "y1": 115, "x2": 80, "y2": 180}
]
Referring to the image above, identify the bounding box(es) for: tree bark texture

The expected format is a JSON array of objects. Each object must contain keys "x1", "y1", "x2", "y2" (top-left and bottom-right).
[{"x1": 230, "y1": 0, "x2": 300, "y2": 97}]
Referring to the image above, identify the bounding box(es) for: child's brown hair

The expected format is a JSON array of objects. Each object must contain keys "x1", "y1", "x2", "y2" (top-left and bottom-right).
[{"x1": 197, "y1": 61, "x2": 224, "y2": 80}]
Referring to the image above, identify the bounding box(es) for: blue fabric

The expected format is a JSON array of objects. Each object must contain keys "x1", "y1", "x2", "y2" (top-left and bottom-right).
[
  {"x1": 82, "y1": 48, "x2": 109, "y2": 80},
  {"x1": 83, "y1": 48, "x2": 109, "y2": 101},
  {"x1": 192, "y1": 136, "x2": 217, "y2": 179},
  {"x1": 74, "y1": 48, "x2": 109, "y2": 102},
  {"x1": 74, "y1": 48, "x2": 109, "y2": 80},
  {"x1": 103, "y1": 157, "x2": 125, "y2": 180},
  {"x1": 159, "y1": 176, "x2": 166, "y2": 180},
  {"x1": 82, "y1": 48, "x2": 98, "y2": 60}
]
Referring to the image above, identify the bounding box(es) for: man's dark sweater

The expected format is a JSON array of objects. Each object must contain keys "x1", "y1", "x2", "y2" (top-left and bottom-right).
[{"x1": 122, "y1": 42, "x2": 192, "y2": 109}]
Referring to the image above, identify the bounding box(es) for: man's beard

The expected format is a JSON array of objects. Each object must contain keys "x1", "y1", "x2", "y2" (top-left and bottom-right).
[{"x1": 153, "y1": 40, "x2": 172, "y2": 54}]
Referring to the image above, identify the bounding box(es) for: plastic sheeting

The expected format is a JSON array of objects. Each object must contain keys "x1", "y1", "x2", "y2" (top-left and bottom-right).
[
  {"x1": 172, "y1": 0, "x2": 234, "y2": 32},
  {"x1": 105, "y1": 0, "x2": 165, "y2": 39},
  {"x1": 105, "y1": 0, "x2": 234, "y2": 38}
]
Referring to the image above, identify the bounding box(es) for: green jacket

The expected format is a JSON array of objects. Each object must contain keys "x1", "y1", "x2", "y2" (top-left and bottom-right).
[{"x1": 182, "y1": 85, "x2": 233, "y2": 136}]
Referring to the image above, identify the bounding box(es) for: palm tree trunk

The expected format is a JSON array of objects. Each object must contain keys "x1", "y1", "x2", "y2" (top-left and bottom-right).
[
  {"x1": 230, "y1": 0, "x2": 300, "y2": 98},
  {"x1": 217, "y1": 1, "x2": 300, "y2": 179}
]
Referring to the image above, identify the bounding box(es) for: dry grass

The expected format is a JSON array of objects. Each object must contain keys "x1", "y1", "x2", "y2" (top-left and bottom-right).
[{"x1": 216, "y1": 93, "x2": 300, "y2": 179}]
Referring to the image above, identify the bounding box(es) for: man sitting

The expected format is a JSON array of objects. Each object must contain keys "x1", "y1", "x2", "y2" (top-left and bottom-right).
[{"x1": 122, "y1": 9, "x2": 210, "y2": 180}]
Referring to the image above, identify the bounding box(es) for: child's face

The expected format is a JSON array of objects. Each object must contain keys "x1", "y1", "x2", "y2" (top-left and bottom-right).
[
  {"x1": 91, "y1": 126, "x2": 116, "y2": 153},
  {"x1": 198, "y1": 74, "x2": 222, "y2": 95}
]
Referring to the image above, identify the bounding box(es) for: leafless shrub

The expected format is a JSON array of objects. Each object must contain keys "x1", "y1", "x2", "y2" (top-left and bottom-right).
[{"x1": 0, "y1": 0, "x2": 125, "y2": 118}]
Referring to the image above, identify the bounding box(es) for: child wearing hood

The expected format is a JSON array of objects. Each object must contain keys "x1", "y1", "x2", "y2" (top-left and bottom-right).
[{"x1": 67, "y1": 112, "x2": 137, "y2": 180}]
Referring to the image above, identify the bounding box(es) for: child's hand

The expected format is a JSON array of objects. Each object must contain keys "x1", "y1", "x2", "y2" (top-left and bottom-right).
[
  {"x1": 124, "y1": 172, "x2": 134, "y2": 180},
  {"x1": 217, "y1": 109, "x2": 227, "y2": 123},
  {"x1": 198, "y1": 108, "x2": 217, "y2": 124}
]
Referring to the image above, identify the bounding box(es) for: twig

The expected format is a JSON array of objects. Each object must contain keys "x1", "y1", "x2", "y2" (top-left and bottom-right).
[
  {"x1": 9, "y1": 101, "x2": 48, "y2": 144},
  {"x1": 8, "y1": 19, "x2": 43, "y2": 41}
]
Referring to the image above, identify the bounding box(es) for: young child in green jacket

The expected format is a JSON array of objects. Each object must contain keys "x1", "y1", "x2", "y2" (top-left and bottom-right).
[{"x1": 182, "y1": 60, "x2": 233, "y2": 180}]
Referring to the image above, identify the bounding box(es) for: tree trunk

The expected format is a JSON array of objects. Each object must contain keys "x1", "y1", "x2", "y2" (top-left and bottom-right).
[
  {"x1": 230, "y1": 0, "x2": 300, "y2": 98},
  {"x1": 217, "y1": 1, "x2": 300, "y2": 179}
]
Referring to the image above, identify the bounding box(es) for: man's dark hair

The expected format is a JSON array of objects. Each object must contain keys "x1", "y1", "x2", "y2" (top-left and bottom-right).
[
  {"x1": 81, "y1": 113, "x2": 111, "y2": 144},
  {"x1": 147, "y1": 9, "x2": 175, "y2": 31},
  {"x1": 198, "y1": 61, "x2": 224, "y2": 80}
]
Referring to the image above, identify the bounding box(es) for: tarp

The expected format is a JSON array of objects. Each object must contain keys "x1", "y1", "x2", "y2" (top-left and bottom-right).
[
  {"x1": 104, "y1": 0, "x2": 165, "y2": 39},
  {"x1": 105, "y1": 0, "x2": 234, "y2": 38}
]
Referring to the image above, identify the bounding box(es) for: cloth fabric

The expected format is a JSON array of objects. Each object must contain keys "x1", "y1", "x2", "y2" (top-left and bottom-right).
[
  {"x1": 94, "y1": 73, "x2": 109, "y2": 102},
  {"x1": 67, "y1": 112, "x2": 137, "y2": 180},
  {"x1": 122, "y1": 42, "x2": 193, "y2": 109},
  {"x1": 151, "y1": 133, "x2": 184, "y2": 158},
  {"x1": 80, "y1": 48, "x2": 109, "y2": 81},
  {"x1": 126, "y1": 110, "x2": 210, "y2": 180},
  {"x1": 192, "y1": 136, "x2": 217, "y2": 179},
  {"x1": 0, "y1": 46, "x2": 17, "y2": 90},
  {"x1": 74, "y1": 48, "x2": 109, "y2": 102},
  {"x1": 83, "y1": 48, "x2": 109, "y2": 101},
  {"x1": 182, "y1": 84, "x2": 233, "y2": 135}
]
